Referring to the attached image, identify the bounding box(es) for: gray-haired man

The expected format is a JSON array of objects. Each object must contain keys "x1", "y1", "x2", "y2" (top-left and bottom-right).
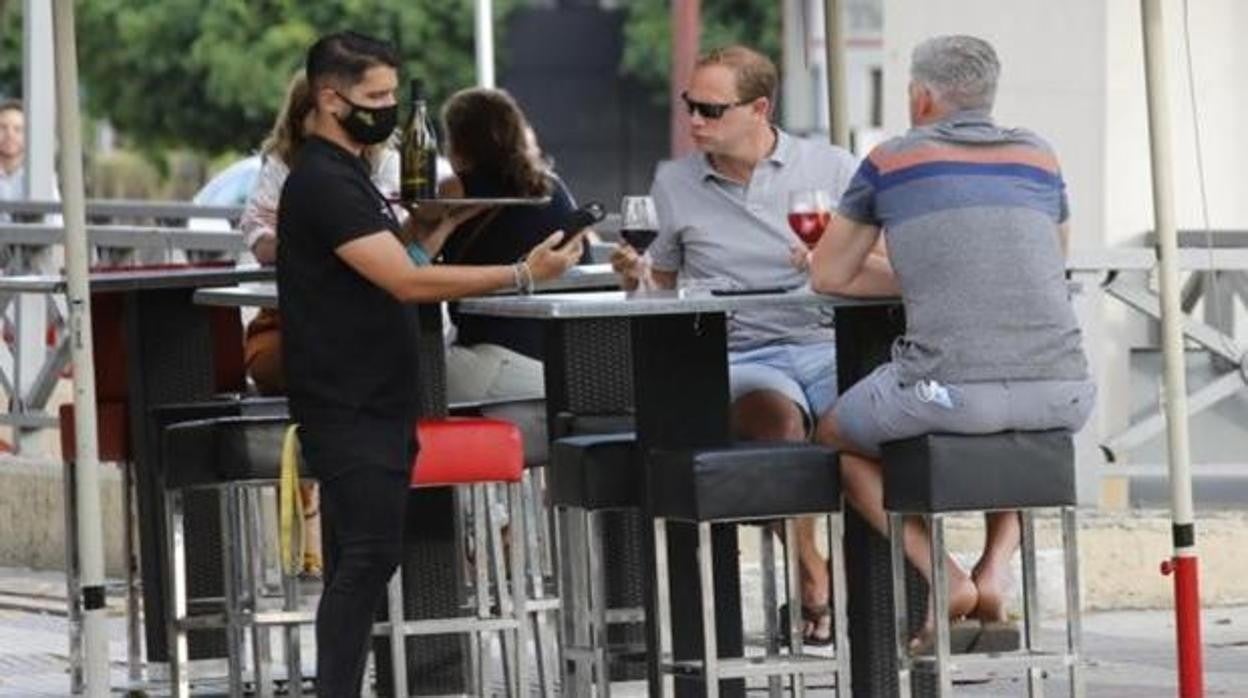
[{"x1": 809, "y1": 35, "x2": 1096, "y2": 641}]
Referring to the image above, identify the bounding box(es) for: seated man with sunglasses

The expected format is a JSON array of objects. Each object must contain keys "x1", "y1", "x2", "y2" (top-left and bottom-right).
[{"x1": 610, "y1": 44, "x2": 888, "y2": 645}]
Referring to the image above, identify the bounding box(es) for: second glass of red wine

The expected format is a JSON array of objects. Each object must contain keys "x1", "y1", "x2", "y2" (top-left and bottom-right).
[
  {"x1": 787, "y1": 189, "x2": 832, "y2": 248},
  {"x1": 621, "y1": 195, "x2": 659, "y2": 292}
]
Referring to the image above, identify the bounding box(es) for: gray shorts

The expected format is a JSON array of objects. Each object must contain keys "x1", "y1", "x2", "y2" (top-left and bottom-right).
[{"x1": 832, "y1": 362, "x2": 1096, "y2": 457}]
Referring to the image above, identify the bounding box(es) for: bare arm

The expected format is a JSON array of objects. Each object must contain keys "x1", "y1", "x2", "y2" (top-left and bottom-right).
[
  {"x1": 809, "y1": 215, "x2": 899, "y2": 297},
  {"x1": 336, "y1": 227, "x2": 585, "y2": 303}
]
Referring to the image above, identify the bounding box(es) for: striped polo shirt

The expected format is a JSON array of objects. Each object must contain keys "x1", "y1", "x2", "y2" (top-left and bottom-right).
[{"x1": 838, "y1": 109, "x2": 1088, "y2": 384}]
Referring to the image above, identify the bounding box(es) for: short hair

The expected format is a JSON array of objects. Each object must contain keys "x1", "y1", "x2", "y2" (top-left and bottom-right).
[
  {"x1": 910, "y1": 35, "x2": 1000, "y2": 111},
  {"x1": 305, "y1": 31, "x2": 399, "y2": 93},
  {"x1": 695, "y1": 45, "x2": 778, "y2": 105},
  {"x1": 0, "y1": 99, "x2": 22, "y2": 116}
]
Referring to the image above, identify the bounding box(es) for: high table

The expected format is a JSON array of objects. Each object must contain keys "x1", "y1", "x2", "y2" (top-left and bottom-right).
[
  {"x1": 457, "y1": 288, "x2": 913, "y2": 697},
  {"x1": 192, "y1": 264, "x2": 620, "y2": 695},
  {"x1": 0, "y1": 264, "x2": 274, "y2": 687}
]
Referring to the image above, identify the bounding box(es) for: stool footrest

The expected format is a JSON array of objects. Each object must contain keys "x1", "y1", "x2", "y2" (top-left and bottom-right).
[
  {"x1": 912, "y1": 650, "x2": 1077, "y2": 674},
  {"x1": 662, "y1": 654, "x2": 843, "y2": 680},
  {"x1": 372, "y1": 616, "x2": 522, "y2": 637}
]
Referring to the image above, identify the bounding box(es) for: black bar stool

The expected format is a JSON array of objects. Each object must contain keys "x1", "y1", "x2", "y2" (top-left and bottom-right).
[
  {"x1": 882, "y1": 430, "x2": 1083, "y2": 697},
  {"x1": 648, "y1": 442, "x2": 852, "y2": 698},
  {"x1": 548, "y1": 432, "x2": 644, "y2": 696},
  {"x1": 162, "y1": 414, "x2": 310, "y2": 698}
]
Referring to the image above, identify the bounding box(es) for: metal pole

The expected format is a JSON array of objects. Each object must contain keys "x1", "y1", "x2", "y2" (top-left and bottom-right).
[
  {"x1": 1139, "y1": 2, "x2": 1204, "y2": 696},
  {"x1": 474, "y1": 0, "x2": 495, "y2": 88},
  {"x1": 822, "y1": 0, "x2": 849, "y2": 148},
  {"x1": 670, "y1": 0, "x2": 699, "y2": 158},
  {"x1": 52, "y1": 2, "x2": 110, "y2": 695}
]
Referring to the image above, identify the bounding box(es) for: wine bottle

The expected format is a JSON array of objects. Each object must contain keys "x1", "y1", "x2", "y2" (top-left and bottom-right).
[{"x1": 400, "y1": 79, "x2": 438, "y2": 202}]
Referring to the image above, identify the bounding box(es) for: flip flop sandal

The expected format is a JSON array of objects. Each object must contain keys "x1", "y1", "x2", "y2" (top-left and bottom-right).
[{"x1": 778, "y1": 602, "x2": 835, "y2": 647}]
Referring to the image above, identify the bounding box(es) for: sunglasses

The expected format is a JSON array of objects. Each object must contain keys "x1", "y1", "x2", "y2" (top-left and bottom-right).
[{"x1": 680, "y1": 91, "x2": 754, "y2": 120}]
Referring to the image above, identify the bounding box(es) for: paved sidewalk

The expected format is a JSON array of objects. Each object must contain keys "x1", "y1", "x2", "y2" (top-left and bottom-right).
[{"x1": 0, "y1": 566, "x2": 1244, "y2": 696}]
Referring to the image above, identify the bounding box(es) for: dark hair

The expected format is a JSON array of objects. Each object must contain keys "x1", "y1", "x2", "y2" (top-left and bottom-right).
[
  {"x1": 441, "y1": 88, "x2": 550, "y2": 197},
  {"x1": 0, "y1": 99, "x2": 22, "y2": 116},
  {"x1": 305, "y1": 31, "x2": 399, "y2": 93}
]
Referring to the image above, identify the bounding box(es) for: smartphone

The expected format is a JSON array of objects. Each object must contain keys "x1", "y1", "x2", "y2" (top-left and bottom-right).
[
  {"x1": 554, "y1": 201, "x2": 605, "y2": 249},
  {"x1": 709, "y1": 286, "x2": 790, "y2": 296}
]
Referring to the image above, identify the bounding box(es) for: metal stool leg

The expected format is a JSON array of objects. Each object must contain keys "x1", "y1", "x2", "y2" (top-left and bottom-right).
[
  {"x1": 244, "y1": 488, "x2": 275, "y2": 698},
  {"x1": 165, "y1": 490, "x2": 190, "y2": 698},
  {"x1": 509, "y1": 482, "x2": 531, "y2": 698},
  {"x1": 652, "y1": 518, "x2": 674, "y2": 698},
  {"x1": 122, "y1": 459, "x2": 143, "y2": 685},
  {"x1": 889, "y1": 512, "x2": 912, "y2": 698},
  {"x1": 385, "y1": 569, "x2": 409, "y2": 698},
  {"x1": 220, "y1": 485, "x2": 245, "y2": 697},
  {"x1": 1021, "y1": 510, "x2": 1045, "y2": 697},
  {"x1": 586, "y1": 511, "x2": 611, "y2": 697},
  {"x1": 697, "y1": 522, "x2": 720, "y2": 698},
  {"x1": 565, "y1": 508, "x2": 593, "y2": 697},
  {"x1": 471, "y1": 484, "x2": 491, "y2": 694},
  {"x1": 828, "y1": 512, "x2": 851, "y2": 697},
  {"x1": 759, "y1": 527, "x2": 781, "y2": 698},
  {"x1": 782, "y1": 519, "x2": 806, "y2": 698},
  {"x1": 282, "y1": 562, "x2": 304, "y2": 697},
  {"x1": 929, "y1": 514, "x2": 953, "y2": 697},
  {"x1": 1062, "y1": 507, "x2": 1085, "y2": 698},
  {"x1": 523, "y1": 471, "x2": 558, "y2": 698},
  {"x1": 486, "y1": 484, "x2": 519, "y2": 695}
]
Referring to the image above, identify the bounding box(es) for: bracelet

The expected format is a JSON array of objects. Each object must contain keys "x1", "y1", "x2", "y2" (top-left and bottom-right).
[
  {"x1": 406, "y1": 242, "x2": 431, "y2": 267},
  {"x1": 514, "y1": 260, "x2": 535, "y2": 295},
  {"x1": 511, "y1": 262, "x2": 524, "y2": 291}
]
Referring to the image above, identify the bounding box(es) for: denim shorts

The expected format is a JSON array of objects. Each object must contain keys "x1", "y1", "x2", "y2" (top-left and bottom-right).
[
  {"x1": 832, "y1": 362, "x2": 1097, "y2": 457},
  {"x1": 728, "y1": 340, "x2": 838, "y2": 421}
]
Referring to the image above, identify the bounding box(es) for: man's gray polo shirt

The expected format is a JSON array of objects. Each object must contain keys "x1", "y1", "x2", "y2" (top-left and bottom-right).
[{"x1": 649, "y1": 129, "x2": 857, "y2": 351}]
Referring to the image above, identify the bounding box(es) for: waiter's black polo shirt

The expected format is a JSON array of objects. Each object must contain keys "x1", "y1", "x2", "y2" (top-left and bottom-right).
[{"x1": 277, "y1": 136, "x2": 420, "y2": 426}]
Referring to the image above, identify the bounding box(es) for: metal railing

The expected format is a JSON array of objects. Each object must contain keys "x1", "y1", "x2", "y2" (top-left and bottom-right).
[{"x1": 0, "y1": 199, "x2": 248, "y2": 453}]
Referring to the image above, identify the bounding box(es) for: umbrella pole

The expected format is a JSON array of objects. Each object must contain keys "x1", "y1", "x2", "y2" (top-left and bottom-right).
[
  {"x1": 1139, "y1": 2, "x2": 1204, "y2": 696},
  {"x1": 52, "y1": 2, "x2": 110, "y2": 695}
]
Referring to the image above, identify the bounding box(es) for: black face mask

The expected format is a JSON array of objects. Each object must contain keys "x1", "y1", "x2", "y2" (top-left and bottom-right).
[{"x1": 335, "y1": 91, "x2": 397, "y2": 145}]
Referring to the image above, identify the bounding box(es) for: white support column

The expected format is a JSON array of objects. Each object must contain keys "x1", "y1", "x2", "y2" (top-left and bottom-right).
[
  {"x1": 474, "y1": 0, "x2": 495, "y2": 88},
  {"x1": 19, "y1": 1, "x2": 58, "y2": 455}
]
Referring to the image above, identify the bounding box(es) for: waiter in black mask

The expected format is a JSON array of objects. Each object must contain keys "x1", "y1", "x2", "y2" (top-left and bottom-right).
[{"x1": 278, "y1": 31, "x2": 584, "y2": 697}]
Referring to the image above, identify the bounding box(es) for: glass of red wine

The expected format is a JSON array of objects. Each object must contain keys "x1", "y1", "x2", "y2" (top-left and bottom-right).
[
  {"x1": 621, "y1": 195, "x2": 659, "y2": 291},
  {"x1": 787, "y1": 189, "x2": 833, "y2": 248}
]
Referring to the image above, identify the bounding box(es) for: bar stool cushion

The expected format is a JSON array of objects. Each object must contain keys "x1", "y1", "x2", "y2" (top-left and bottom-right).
[
  {"x1": 549, "y1": 432, "x2": 640, "y2": 510},
  {"x1": 882, "y1": 430, "x2": 1075, "y2": 514},
  {"x1": 162, "y1": 415, "x2": 292, "y2": 489},
  {"x1": 411, "y1": 417, "x2": 524, "y2": 487},
  {"x1": 649, "y1": 442, "x2": 840, "y2": 522}
]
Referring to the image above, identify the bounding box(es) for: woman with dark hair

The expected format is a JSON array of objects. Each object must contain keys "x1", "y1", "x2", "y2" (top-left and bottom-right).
[{"x1": 439, "y1": 87, "x2": 591, "y2": 408}]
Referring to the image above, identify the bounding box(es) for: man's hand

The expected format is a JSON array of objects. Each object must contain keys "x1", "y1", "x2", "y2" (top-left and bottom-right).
[
  {"x1": 789, "y1": 244, "x2": 812, "y2": 273},
  {"x1": 609, "y1": 244, "x2": 644, "y2": 290},
  {"x1": 525, "y1": 230, "x2": 585, "y2": 282}
]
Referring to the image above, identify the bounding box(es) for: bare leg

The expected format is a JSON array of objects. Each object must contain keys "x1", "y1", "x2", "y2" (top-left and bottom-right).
[
  {"x1": 733, "y1": 391, "x2": 830, "y2": 640},
  {"x1": 815, "y1": 413, "x2": 978, "y2": 636},
  {"x1": 972, "y1": 511, "x2": 1020, "y2": 622}
]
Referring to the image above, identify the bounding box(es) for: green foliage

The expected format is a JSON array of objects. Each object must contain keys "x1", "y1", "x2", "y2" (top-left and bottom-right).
[
  {"x1": 4, "y1": 0, "x2": 514, "y2": 155},
  {"x1": 621, "y1": 0, "x2": 782, "y2": 106}
]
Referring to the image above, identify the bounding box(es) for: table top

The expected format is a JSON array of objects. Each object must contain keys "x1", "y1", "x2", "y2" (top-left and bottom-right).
[
  {"x1": 193, "y1": 263, "x2": 619, "y2": 309},
  {"x1": 0, "y1": 263, "x2": 274, "y2": 294},
  {"x1": 457, "y1": 287, "x2": 894, "y2": 320}
]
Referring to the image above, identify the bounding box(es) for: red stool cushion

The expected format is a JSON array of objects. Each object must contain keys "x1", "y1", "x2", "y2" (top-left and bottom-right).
[{"x1": 411, "y1": 417, "x2": 524, "y2": 487}]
